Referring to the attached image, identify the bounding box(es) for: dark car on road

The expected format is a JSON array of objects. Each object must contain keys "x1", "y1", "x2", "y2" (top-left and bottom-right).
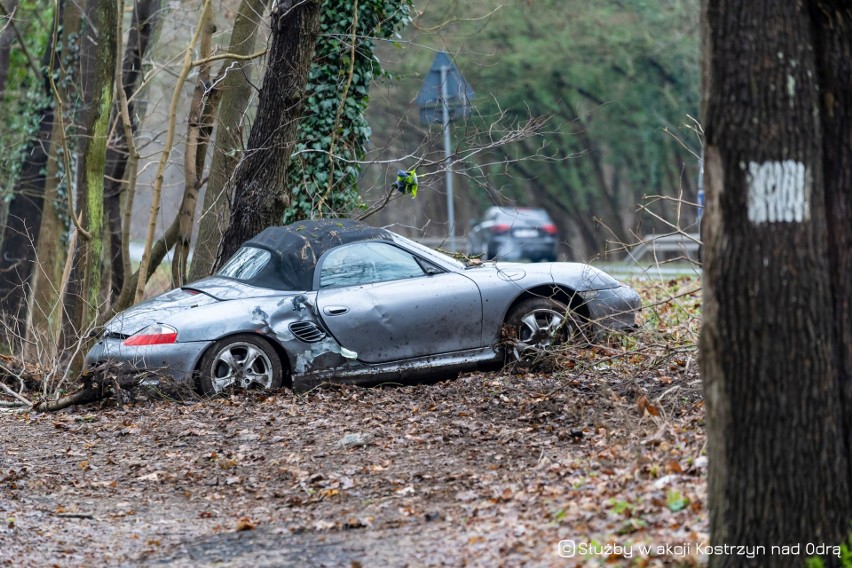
[{"x1": 467, "y1": 207, "x2": 559, "y2": 262}]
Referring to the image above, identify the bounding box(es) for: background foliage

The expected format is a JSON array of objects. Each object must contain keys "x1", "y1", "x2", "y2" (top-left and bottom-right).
[
  {"x1": 362, "y1": 0, "x2": 700, "y2": 258},
  {"x1": 0, "y1": 0, "x2": 53, "y2": 228},
  {"x1": 285, "y1": 0, "x2": 412, "y2": 222}
]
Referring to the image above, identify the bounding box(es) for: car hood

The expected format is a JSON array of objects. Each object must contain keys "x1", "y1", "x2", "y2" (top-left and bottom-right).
[
  {"x1": 103, "y1": 277, "x2": 282, "y2": 336},
  {"x1": 469, "y1": 261, "x2": 620, "y2": 291}
]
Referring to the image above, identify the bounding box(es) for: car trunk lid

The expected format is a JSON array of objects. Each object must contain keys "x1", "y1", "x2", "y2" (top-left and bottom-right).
[{"x1": 102, "y1": 278, "x2": 278, "y2": 336}]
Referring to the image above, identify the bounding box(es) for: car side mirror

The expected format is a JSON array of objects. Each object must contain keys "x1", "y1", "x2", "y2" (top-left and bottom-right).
[{"x1": 415, "y1": 257, "x2": 443, "y2": 276}]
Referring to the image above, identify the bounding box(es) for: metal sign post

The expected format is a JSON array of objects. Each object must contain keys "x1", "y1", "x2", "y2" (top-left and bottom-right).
[
  {"x1": 418, "y1": 52, "x2": 473, "y2": 252},
  {"x1": 439, "y1": 65, "x2": 456, "y2": 251}
]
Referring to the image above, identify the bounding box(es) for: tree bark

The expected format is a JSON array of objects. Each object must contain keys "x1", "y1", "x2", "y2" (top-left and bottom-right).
[
  {"x1": 103, "y1": 0, "x2": 161, "y2": 300},
  {"x1": 189, "y1": 0, "x2": 266, "y2": 281},
  {"x1": 0, "y1": 0, "x2": 18, "y2": 96},
  {"x1": 809, "y1": 1, "x2": 852, "y2": 491},
  {"x1": 28, "y1": 0, "x2": 83, "y2": 353},
  {"x1": 171, "y1": 1, "x2": 215, "y2": 287},
  {"x1": 700, "y1": 1, "x2": 852, "y2": 565},
  {"x1": 215, "y1": 0, "x2": 322, "y2": 268},
  {"x1": 0, "y1": 4, "x2": 58, "y2": 333},
  {"x1": 62, "y1": 0, "x2": 116, "y2": 363}
]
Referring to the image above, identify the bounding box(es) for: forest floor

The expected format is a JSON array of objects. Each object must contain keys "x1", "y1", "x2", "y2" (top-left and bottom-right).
[{"x1": 0, "y1": 278, "x2": 705, "y2": 567}]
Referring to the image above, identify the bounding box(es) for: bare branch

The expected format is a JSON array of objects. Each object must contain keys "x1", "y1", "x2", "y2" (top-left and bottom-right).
[
  {"x1": 191, "y1": 48, "x2": 267, "y2": 68},
  {"x1": 134, "y1": 0, "x2": 212, "y2": 303}
]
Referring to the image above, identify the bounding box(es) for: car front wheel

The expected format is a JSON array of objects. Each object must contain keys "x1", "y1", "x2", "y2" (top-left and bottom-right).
[
  {"x1": 504, "y1": 297, "x2": 576, "y2": 363},
  {"x1": 198, "y1": 334, "x2": 284, "y2": 396}
]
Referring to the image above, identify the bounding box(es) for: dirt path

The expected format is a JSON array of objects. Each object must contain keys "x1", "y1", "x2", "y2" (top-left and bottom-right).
[{"x1": 1, "y1": 362, "x2": 706, "y2": 567}]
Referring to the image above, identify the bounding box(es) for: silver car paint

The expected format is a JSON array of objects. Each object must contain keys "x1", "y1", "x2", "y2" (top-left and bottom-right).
[
  {"x1": 85, "y1": 234, "x2": 640, "y2": 389},
  {"x1": 85, "y1": 337, "x2": 212, "y2": 381},
  {"x1": 316, "y1": 271, "x2": 483, "y2": 363}
]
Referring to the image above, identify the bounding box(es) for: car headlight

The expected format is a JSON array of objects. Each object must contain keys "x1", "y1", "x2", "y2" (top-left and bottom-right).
[{"x1": 123, "y1": 323, "x2": 178, "y2": 346}]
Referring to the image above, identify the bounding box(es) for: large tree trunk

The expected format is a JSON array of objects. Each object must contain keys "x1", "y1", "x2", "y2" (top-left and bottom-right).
[
  {"x1": 0, "y1": 105, "x2": 53, "y2": 331},
  {"x1": 810, "y1": 2, "x2": 852, "y2": 491},
  {"x1": 189, "y1": 0, "x2": 266, "y2": 281},
  {"x1": 0, "y1": 5, "x2": 58, "y2": 335},
  {"x1": 62, "y1": 0, "x2": 116, "y2": 363},
  {"x1": 28, "y1": 1, "x2": 83, "y2": 353},
  {"x1": 215, "y1": 0, "x2": 322, "y2": 267},
  {"x1": 700, "y1": 1, "x2": 852, "y2": 566}
]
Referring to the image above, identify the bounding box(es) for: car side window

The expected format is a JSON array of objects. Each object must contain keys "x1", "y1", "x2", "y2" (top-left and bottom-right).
[
  {"x1": 319, "y1": 242, "x2": 428, "y2": 288},
  {"x1": 216, "y1": 246, "x2": 271, "y2": 280}
]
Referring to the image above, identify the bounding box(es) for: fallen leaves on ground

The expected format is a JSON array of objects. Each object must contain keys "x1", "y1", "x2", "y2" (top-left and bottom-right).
[{"x1": 0, "y1": 277, "x2": 706, "y2": 566}]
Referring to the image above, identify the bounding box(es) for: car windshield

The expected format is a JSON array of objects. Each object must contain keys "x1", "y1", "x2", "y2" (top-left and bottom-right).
[
  {"x1": 216, "y1": 246, "x2": 271, "y2": 280},
  {"x1": 390, "y1": 234, "x2": 466, "y2": 270}
]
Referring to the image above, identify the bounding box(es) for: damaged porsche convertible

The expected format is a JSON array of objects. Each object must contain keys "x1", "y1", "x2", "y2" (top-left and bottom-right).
[{"x1": 85, "y1": 219, "x2": 641, "y2": 394}]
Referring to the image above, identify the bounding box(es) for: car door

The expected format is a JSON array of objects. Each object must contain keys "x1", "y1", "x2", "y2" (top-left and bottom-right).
[{"x1": 315, "y1": 241, "x2": 483, "y2": 363}]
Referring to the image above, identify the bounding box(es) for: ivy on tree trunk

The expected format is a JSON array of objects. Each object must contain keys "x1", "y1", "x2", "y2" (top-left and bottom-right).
[{"x1": 284, "y1": 0, "x2": 411, "y2": 222}]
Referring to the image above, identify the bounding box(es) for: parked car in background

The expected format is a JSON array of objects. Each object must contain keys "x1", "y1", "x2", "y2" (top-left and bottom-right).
[
  {"x1": 467, "y1": 207, "x2": 559, "y2": 262},
  {"x1": 85, "y1": 219, "x2": 640, "y2": 394}
]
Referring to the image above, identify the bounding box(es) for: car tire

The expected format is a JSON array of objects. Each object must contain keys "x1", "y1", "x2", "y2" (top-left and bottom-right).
[
  {"x1": 503, "y1": 297, "x2": 576, "y2": 363},
  {"x1": 197, "y1": 334, "x2": 284, "y2": 396}
]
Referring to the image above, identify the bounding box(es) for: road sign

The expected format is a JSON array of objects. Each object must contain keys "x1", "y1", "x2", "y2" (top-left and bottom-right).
[
  {"x1": 416, "y1": 52, "x2": 474, "y2": 252},
  {"x1": 417, "y1": 52, "x2": 474, "y2": 123}
]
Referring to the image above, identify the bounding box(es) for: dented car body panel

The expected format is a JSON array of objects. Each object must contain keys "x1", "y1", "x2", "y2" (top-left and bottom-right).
[
  {"x1": 85, "y1": 219, "x2": 641, "y2": 391},
  {"x1": 315, "y1": 271, "x2": 483, "y2": 363}
]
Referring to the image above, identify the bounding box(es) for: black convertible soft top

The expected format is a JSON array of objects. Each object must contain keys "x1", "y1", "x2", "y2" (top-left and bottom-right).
[{"x1": 230, "y1": 219, "x2": 394, "y2": 290}]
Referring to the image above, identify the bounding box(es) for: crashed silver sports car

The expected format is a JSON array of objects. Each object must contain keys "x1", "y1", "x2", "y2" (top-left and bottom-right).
[{"x1": 85, "y1": 219, "x2": 640, "y2": 394}]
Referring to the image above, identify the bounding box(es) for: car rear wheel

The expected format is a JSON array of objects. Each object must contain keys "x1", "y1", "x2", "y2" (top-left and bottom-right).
[
  {"x1": 198, "y1": 334, "x2": 284, "y2": 396},
  {"x1": 504, "y1": 297, "x2": 576, "y2": 363}
]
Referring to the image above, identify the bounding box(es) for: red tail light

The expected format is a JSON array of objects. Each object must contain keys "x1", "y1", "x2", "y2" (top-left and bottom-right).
[
  {"x1": 123, "y1": 324, "x2": 178, "y2": 346},
  {"x1": 491, "y1": 223, "x2": 511, "y2": 234},
  {"x1": 541, "y1": 224, "x2": 558, "y2": 234}
]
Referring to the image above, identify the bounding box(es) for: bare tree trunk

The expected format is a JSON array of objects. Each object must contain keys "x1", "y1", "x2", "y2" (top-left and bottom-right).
[
  {"x1": 0, "y1": 4, "x2": 58, "y2": 334},
  {"x1": 28, "y1": 1, "x2": 83, "y2": 352},
  {"x1": 62, "y1": 0, "x2": 116, "y2": 368},
  {"x1": 104, "y1": 0, "x2": 161, "y2": 300},
  {"x1": 133, "y1": 0, "x2": 211, "y2": 303},
  {"x1": 170, "y1": 2, "x2": 215, "y2": 287},
  {"x1": 215, "y1": 0, "x2": 322, "y2": 267},
  {"x1": 189, "y1": 0, "x2": 266, "y2": 281},
  {"x1": 0, "y1": 106, "x2": 53, "y2": 332},
  {"x1": 700, "y1": 1, "x2": 851, "y2": 565}
]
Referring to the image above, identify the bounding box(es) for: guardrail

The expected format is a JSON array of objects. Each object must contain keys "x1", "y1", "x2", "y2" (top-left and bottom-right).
[
  {"x1": 624, "y1": 233, "x2": 701, "y2": 262},
  {"x1": 412, "y1": 233, "x2": 703, "y2": 263}
]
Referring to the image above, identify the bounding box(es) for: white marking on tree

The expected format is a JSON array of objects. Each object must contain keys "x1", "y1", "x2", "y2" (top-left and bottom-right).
[{"x1": 747, "y1": 160, "x2": 810, "y2": 223}]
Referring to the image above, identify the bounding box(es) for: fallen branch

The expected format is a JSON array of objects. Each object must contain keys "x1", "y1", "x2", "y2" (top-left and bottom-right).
[
  {"x1": 0, "y1": 382, "x2": 31, "y2": 406},
  {"x1": 31, "y1": 364, "x2": 153, "y2": 412}
]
